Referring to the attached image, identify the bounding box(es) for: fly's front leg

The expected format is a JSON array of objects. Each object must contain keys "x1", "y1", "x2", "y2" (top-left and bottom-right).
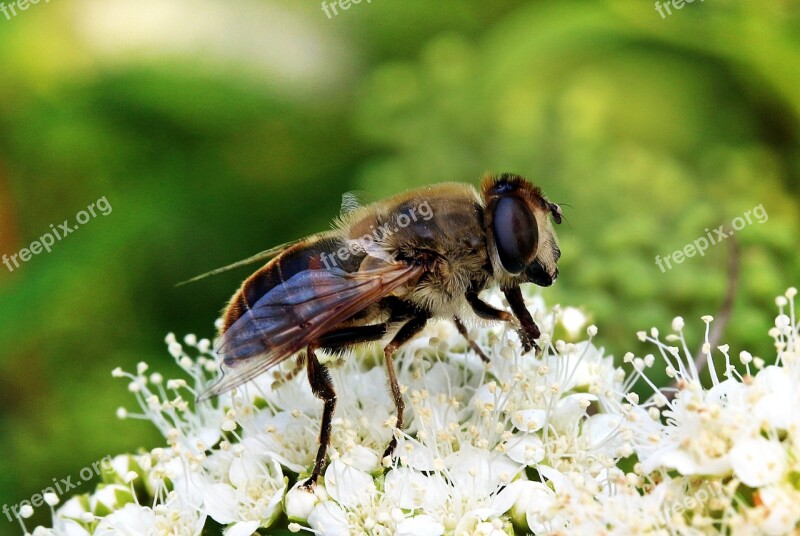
[
  {"x1": 466, "y1": 288, "x2": 540, "y2": 354},
  {"x1": 503, "y1": 285, "x2": 541, "y2": 354},
  {"x1": 464, "y1": 289, "x2": 522, "y2": 355},
  {"x1": 465, "y1": 290, "x2": 513, "y2": 322}
]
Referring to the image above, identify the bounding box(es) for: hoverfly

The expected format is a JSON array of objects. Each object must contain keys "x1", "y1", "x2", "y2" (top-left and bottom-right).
[{"x1": 191, "y1": 173, "x2": 562, "y2": 487}]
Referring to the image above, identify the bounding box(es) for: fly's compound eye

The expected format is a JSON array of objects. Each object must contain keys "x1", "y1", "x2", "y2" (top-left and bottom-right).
[{"x1": 491, "y1": 196, "x2": 539, "y2": 275}]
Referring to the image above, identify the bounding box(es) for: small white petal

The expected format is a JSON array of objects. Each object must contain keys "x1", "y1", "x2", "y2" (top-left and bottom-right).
[
  {"x1": 203, "y1": 484, "x2": 239, "y2": 524},
  {"x1": 384, "y1": 468, "x2": 434, "y2": 510},
  {"x1": 559, "y1": 307, "x2": 587, "y2": 337},
  {"x1": 308, "y1": 501, "x2": 349, "y2": 536},
  {"x1": 396, "y1": 514, "x2": 445, "y2": 536},
  {"x1": 323, "y1": 460, "x2": 374, "y2": 507},
  {"x1": 224, "y1": 520, "x2": 260, "y2": 536},
  {"x1": 511, "y1": 409, "x2": 546, "y2": 432},
  {"x1": 285, "y1": 482, "x2": 320, "y2": 521},
  {"x1": 730, "y1": 437, "x2": 786, "y2": 487},
  {"x1": 505, "y1": 435, "x2": 545, "y2": 466}
]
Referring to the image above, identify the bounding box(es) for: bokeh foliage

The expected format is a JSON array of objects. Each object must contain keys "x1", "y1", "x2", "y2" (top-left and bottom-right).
[{"x1": 0, "y1": 0, "x2": 797, "y2": 530}]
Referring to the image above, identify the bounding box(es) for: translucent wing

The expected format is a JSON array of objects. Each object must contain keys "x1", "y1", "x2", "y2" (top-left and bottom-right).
[{"x1": 198, "y1": 261, "x2": 424, "y2": 400}]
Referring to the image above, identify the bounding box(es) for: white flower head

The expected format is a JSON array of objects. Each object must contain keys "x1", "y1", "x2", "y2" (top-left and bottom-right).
[
  {"x1": 33, "y1": 287, "x2": 800, "y2": 535},
  {"x1": 202, "y1": 448, "x2": 287, "y2": 531}
]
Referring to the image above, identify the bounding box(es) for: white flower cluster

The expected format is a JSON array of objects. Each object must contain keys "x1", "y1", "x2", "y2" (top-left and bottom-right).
[{"x1": 22, "y1": 288, "x2": 800, "y2": 535}]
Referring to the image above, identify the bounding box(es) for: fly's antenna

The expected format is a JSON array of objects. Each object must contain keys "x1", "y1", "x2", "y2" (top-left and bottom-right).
[{"x1": 176, "y1": 241, "x2": 299, "y2": 287}]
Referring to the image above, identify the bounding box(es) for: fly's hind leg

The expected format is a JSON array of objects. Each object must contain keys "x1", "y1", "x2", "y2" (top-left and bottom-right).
[
  {"x1": 382, "y1": 312, "x2": 430, "y2": 463},
  {"x1": 303, "y1": 345, "x2": 336, "y2": 489},
  {"x1": 302, "y1": 323, "x2": 389, "y2": 488}
]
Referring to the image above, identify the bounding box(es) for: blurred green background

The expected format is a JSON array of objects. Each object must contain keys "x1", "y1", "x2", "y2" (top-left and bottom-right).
[{"x1": 0, "y1": 0, "x2": 798, "y2": 529}]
